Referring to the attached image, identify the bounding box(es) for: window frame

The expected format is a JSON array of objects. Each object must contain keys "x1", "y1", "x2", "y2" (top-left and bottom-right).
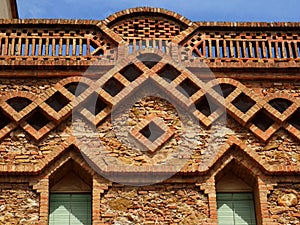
[{"x1": 49, "y1": 193, "x2": 92, "y2": 225}]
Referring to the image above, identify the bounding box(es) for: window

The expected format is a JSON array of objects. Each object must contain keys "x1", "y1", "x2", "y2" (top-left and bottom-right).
[
  {"x1": 48, "y1": 160, "x2": 92, "y2": 225},
  {"x1": 49, "y1": 193, "x2": 91, "y2": 225},
  {"x1": 216, "y1": 168, "x2": 257, "y2": 225},
  {"x1": 217, "y1": 193, "x2": 257, "y2": 225}
]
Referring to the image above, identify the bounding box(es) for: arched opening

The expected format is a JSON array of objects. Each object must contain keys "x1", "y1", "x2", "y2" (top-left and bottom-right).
[
  {"x1": 215, "y1": 160, "x2": 258, "y2": 225},
  {"x1": 48, "y1": 160, "x2": 92, "y2": 225}
]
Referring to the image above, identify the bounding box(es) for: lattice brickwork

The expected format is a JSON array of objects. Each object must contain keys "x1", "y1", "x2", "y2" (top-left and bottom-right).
[
  {"x1": 110, "y1": 16, "x2": 186, "y2": 41},
  {"x1": 0, "y1": 50, "x2": 300, "y2": 144}
]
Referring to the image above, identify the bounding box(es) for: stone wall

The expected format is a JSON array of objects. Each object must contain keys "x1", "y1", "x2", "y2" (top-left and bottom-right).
[
  {"x1": 268, "y1": 183, "x2": 300, "y2": 224},
  {"x1": 100, "y1": 184, "x2": 209, "y2": 224},
  {"x1": 0, "y1": 183, "x2": 39, "y2": 224}
]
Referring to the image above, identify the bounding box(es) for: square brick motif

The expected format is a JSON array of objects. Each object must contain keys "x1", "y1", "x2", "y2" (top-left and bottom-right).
[{"x1": 130, "y1": 115, "x2": 174, "y2": 153}]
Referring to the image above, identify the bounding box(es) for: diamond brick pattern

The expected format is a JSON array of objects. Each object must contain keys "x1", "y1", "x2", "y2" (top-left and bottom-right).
[
  {"x1": 131, "y1": 115, "x2": 174, "y2": 153},
  {"x1": 176, "y1": 78, "x2": 200, "y2": 98},
  {"x1": 157, "y1": 64, "x2": 181, "y2": 82},
  {"x1": 26, "y1": 108, "x2": 51, "y2": 131},
  {"x1": 287, "y1": 109, "x2": 300, "y2": 130},
  {"x1": 120, "y1": 64, "x2": 143, "y2": 82},
  {"x1": 232, "y1": 93, "x2": 256, "y2": 114},
  {"x1": 0, "y1": 110, "x2": 12, "y2": 130},
  {"x1": 7, "y1": 97, "x2": 32, "y2": 112},
  {"x1": 103, "y1": 77, "x2": 125, "y2": 97},
  {"x1": 45, "y1": 92, "x2": 71, "y2": 112},
  {"x1": 0, "y1": 49, "x2": 298, "y2": 142}
]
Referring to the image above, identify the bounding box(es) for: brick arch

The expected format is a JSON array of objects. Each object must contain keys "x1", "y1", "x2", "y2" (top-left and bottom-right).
[
  {"x1": 264, "y1": 92, "x2": 298, "y2": 103},
  {"x1": 207, "y1": 77, "x2": 249, "y2": 91},
  {"x1": 104, "y1": 7, "x2": 192, "y2": 41},
  {"x1": 0, "y1": 91, "x2": 38, "y2": 123},
  {"x1": 263, "y1": 93, "x2": 299, "y2": 121},
  {"x1": 1, "y1": 90, "x2": 38, "y2": 102},
  {"x1": 56, "y1": 76, "x2": 97, "y2": 91},
  {"x1": 105, "y1": 7, "x2": 193, "y2": 27}
]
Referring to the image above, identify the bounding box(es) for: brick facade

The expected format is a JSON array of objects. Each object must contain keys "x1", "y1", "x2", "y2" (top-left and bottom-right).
[{"x1": 0, "y1": 7, "x2": 299, "y2": 224}]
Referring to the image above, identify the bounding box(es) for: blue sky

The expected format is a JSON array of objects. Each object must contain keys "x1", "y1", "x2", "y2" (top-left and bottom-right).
[{"x1": 17, "y1": 0, "x2": 300, "y2": 22}]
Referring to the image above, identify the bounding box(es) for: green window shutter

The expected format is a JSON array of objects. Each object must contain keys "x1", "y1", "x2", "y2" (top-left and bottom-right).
[
  {"x1": 217, "y1": 193, "x2": 256, "y2": 225},
  {"x1": 49, "y1": 194, "x2": 91, "y2": 225}
]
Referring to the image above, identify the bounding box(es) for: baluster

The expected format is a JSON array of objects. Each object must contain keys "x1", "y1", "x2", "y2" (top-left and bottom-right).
[
  {"x1": 205, "y1": 40, "x2": 209, "y2": 57},
  {"x1": 45, "y1": 38, "x2": 49, "y2": 56},
  {"x1": 164, "y1": 41, "x2": 169, "y2": 54},
  {"x1": 281, "y1": 42, "x2": 286, "y2": 58},
  {"x1": 294, "y1": 42, "x2": 299, "y2": 58},
  {"x1": 11, "y1": 38, "x2": 15, "y2": 55},
  {"x1": 32, "y1": 38, "x2": 36, "y2": 56},
  {"x1": 4, "y1": 37, "x2": 9, "y2": 56},
  {"x1": 248, "y1": 42, "x2": 253, "y2": 58},
  {"x1": 261, "y1": 41, "x2": 266, "y2": 58},
  {"x1": 236, "y1": 41, "x2": 241, "y2": 58},
  {"x1": 242, "y1": 41, "x2": 247, "y2": 58},
  {"x1": 17, "y1": 37, "x2": 22, "y2": 56},
  {"x1": 268, "y1": 41, "x2": 273, "y2": 58},
  {"x1": 87, "y1": 38, "x2": 91, "y2": 55},
  {"x1": 38, "y1": 38, "x2": 43, "y2": 56},
  {"x1": 158, "y1": 39, "x2": 162, "y2": 51},
  {"x1": 59, "y1": 38, "x2": 63, "y2": 56},
  {"x1": 223, "y1": 40, "x2": 227, "y2": 58},
  {"x1": 255, "y1": 41, "x2": 260, "y2": 58},
  {"x1": 216, "y1": 39, "x2": 220, "y2": 57},
  {"x1": 0, "y1": 38, "x2": 2, "y2": 55},
  {"x1": 274, "y1": 42, "x2": 279, "y2": 58},
  {"x1": 288, "y1": 42, "x2": 293, "y2": 58},
  {"x1": 79, "y1": 38, "x2": 83, "y2": 56},
  {"x1": 52, "y1": 39, "x2": 56, "y2": 56},
  {"x1": 72, "y1": 38, "x2": 76, "y2": 56},
  {"x1": 132, "y1": 39, "x2": 136, "y2": 52},
  {"x1": 66, "y1": 39, "x2": 70, "y2": 56},
  {"x1": 24, "y1": 38, "x2": 29, "y2": 56},
  {"x1": 230, "y1": 40, "x2": 234, "y2": 58},
  {"x1": 152, "y1": 39, "x2": 156, "y2": 49}
]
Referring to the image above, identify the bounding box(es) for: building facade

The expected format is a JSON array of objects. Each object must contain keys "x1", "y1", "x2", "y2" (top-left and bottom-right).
[
  {"x1": 0, "y1": 0, "x2": 18, "y2": 19},
  {"x1": 0, "y1": 7, "x2": 299, "y2": 225}
]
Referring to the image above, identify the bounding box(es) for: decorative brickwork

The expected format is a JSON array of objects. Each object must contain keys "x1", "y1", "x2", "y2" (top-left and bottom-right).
[
  {"x1": 183, "y1": 30, "x2": 300, "y2": 62},
  {"x1": 0, "y1": 7, "x2": 299, "y2": 225}
]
